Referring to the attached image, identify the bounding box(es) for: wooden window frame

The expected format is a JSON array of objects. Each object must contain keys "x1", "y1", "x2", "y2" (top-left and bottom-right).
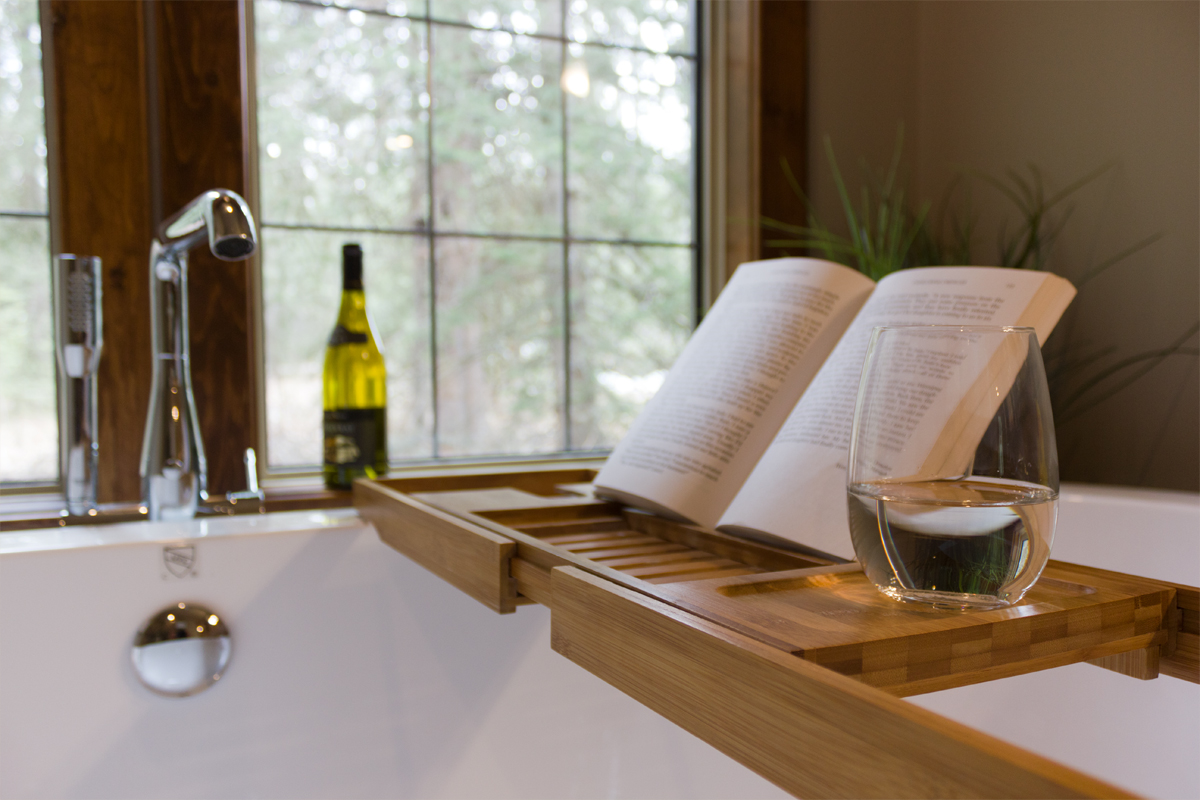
[
  {"x1": 7, "y1": 0, "x2": 807, "y2": 519},
  {"x1": 46, "y1": 0, "x2": 254, "y2": 506}
]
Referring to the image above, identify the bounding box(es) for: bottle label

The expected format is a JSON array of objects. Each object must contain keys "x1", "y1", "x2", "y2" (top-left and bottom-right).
[
  {"x1": 328, "y1": 325, "x2": 368, "y2": 346},
  {"x1": 323, "y1": 408, "x2": 385, "y2": 468}
]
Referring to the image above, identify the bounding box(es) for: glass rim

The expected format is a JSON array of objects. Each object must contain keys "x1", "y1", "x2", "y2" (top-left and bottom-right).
[{"x1": 871, "y1": 324, "x2": 1036, "y2": 334}]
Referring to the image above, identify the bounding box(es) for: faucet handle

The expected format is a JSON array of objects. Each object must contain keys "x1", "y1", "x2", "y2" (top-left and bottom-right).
[{"x1": 223, "y1": 448, "x2": 266, "y2": 513}]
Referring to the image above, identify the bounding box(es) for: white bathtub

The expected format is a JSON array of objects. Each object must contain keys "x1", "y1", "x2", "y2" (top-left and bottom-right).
[
  {"x1": 910, "y1": 483, "x2": 1200, "y2": 800},
  {"x1": 0, "y1": 484, "x2": 1195, "y2": 799},
  {"x1": 0, "y1": 510, "x2": 788, "y2": 799}
]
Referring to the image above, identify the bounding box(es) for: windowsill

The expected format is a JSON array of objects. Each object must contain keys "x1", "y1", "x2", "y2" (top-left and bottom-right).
[
  {"x1": 0, "y1": 454, "x2": 609, "y2": 532},
  {"x1": 0, "y1": 487, "x2": 353, "y2": 532}
]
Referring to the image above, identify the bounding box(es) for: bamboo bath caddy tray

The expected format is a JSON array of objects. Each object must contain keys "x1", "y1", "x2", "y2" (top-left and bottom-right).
[{"x1": 355, "y1": 466, "x2": 1198, "y2": 799}]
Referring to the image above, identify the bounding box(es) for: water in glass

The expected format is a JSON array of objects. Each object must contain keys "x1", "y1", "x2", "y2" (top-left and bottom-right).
[{"x1": 848, "y1": 477, "x2": 1056, "y2": 609}]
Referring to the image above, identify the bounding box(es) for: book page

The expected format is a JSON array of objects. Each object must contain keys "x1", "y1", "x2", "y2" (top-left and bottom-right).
[
  {"x1": 594, "y1": 258, "x2": 876, "y2": 528},
  {"x1": 717, "y1": 267, "x2": 1075, "y2": 559}
]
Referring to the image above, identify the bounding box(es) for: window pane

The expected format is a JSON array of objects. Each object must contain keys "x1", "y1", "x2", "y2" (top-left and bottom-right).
[
  {"x1": 256, "y1": 0, "x2": 429, "y2": 230},
  {"x1": 0, "y1": 1, "x2": 52, "y2": 484},
  {"x1": 568, "y1": 46, "x2": 693, "y2": 243},
  {"x1": 435, "y1": 237, "x2": 563, "y2": 455},
  {"x1": 0, "y1": 0, "x2": 47, "y2": 213},
  {"x1": 431, "y1": 24, "x2": 562, "y2": 235},
  {"x1": 566, "y1": 0, "x2": 694, "y2": 55},
  {"x1": 0, "y1": 217, "x2": 54, "y2": 481},
  {"x1": 431, "y1": 0, "x2": 561, "y2": 36},
  {"x1": 568, "y1": 242, "x2": 690, "y2": 449},
  {"x1": 255, "y1": 0, "x2": 698, "y2": 469},
  {"x1": 262, "y1": 228, "x2": 433, "y2": 468}
]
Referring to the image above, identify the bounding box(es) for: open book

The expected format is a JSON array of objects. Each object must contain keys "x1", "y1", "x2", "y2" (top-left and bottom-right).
[{"x1": 594, "y1": 259, "x2": 1075, "y2": 560}]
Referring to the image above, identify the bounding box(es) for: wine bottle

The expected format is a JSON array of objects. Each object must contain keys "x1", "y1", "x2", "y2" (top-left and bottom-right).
[{"x1": 323, "y1": 243, "x2": 387, "y2": 489}]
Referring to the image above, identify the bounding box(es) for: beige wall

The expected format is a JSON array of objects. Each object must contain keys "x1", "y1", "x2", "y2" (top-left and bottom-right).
[{"x1": 808, "y1": 0, "x2": 1199, "y2": 491}]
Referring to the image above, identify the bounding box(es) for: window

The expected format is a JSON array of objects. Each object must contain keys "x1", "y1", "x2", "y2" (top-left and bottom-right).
[
  {"x1": 0, "y1": 0, "x2": 53, "y2": 484},
  {"x1": 1, "y1": 0, "x2": 777, "y2": 512},
  {"x1": 253, "y1": 0, "x2": 699, "y2": 472}
]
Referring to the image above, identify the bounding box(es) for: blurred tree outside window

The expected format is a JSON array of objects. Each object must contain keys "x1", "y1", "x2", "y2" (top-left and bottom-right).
[
  {"x1": 256, "y1": 0, "x2": 698, "y2": 469},
  {"x1": 0, "y1": 0, "x2": 53, "y2": 484}
]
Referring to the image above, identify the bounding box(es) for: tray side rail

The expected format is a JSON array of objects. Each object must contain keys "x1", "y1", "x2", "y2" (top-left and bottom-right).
[
  {"x1": 1075, "y1": 566, "x2": 1199, "y2": 684},
  {"x1": 550, "y1": 565, "x2": 1136, "y2": 800},
  {"x1": 1140, "y1": 580, "x2": 1197, "y2": 682},
  {"x1": 354, "y1": 478, "x2": 519, "y2": 613},
  {"x1": 368, "y1": 467, "x2": 598, "y2": 497}
]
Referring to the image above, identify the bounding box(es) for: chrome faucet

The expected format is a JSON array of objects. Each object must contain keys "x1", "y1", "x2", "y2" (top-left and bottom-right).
[{"x1": 140, "y1": 189, "x2": 257, "y2": 520}]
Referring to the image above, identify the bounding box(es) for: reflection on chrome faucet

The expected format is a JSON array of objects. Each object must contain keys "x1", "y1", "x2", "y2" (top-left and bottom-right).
[{"x1": 140, "y1": 190, "x2": 257, "y2": 521}]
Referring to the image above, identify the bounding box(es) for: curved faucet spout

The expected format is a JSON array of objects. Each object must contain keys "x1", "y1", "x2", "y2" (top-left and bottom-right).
[
  {"x1": 157, "y1": 189, "x2": 257, "y2": 261},
  {"x1": 140, "y1": 189, "x2": 257, "y2": 521}
]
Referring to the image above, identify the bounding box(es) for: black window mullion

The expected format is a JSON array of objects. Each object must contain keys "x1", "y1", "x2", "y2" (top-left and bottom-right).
[
  {"x1": 560, "y1": 0, "x2": 572, "y2": 452},
  {"x1": 262, "y1": 219, "x2": 693, "y2": 248},
  {"x1": 282, "y1": 0, "x2": 697, "y2": 59},
  {"x1": 425, "y1": 16, "x2": 439, "y2": 459}
]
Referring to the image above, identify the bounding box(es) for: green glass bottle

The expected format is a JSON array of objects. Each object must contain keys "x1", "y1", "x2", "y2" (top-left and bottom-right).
[{"x1": 323, "y1": 243, "x2": 387, "y2": 489}]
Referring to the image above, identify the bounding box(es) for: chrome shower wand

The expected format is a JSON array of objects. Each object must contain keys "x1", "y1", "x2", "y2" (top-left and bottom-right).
[{"x1": 53, "y1": 254, "x2": 103, "y2": 516}]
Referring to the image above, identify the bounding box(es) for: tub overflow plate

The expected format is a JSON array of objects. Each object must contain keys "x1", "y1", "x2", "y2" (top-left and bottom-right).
[{"x1": 131, "y1": 602, "x2": 231, "y2": 697}]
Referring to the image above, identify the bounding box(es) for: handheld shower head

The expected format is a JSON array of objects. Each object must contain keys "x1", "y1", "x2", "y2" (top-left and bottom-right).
[
  {"x1": 157, "y1": 189, "x2": 257, "y2": 261},
  {"x1": 53, "y1": 254, "x2": 103, "y2": 516}
]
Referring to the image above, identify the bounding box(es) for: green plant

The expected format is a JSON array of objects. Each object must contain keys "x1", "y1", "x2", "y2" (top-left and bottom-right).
[
  {"x1": 764, "y1": 134, "x2": 1199, "y2": 433},
  {"x1": 762, "y1": 130, "x2": 931, "y2": 280},
  {"x1": 964, "y1": 164, "x2": 1197, "y2": 426}
]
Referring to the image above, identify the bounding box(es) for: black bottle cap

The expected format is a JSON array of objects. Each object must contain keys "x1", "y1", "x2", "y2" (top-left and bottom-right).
[{"x1": 342, "y1": 243, "x2": 363, "y2": 290}]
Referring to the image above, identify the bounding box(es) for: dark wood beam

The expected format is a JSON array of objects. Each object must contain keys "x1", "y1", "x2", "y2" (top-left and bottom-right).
[
  {"x1": 758, "y1": 0, "x2": 809, "y2": 260},
  {"x1": 708, "y1": 0, "x2": 810, "y2": 288},
  {"x1": 48, "y1": 0, "x2": 254, "y2": 503},
  {"x1": 48, "y1": 0, "x2": 154, "y2": 504},
  {"x1": 151, "y1": 0, "x2": 255, "y2": 498}
]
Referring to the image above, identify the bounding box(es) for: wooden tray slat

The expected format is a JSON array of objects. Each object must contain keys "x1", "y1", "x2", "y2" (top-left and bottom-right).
[
  {"x1": 593, "y1": 550, "x2": 730, "y2": 570},
  {"x1": 563, "y1": 542, "x2": 690, "y2": 560},
  {"x1": 645, "y1": 567, "x2": 763, "y2": 584},
  {"x1": 557, "y1": 535, "x2": 665, "y2": 552},
  {"x1": 513, "y1": 518, "x2": 630, "y2": 537},
  {"x1": 625, "y1": 510, "x2": 828, "y2": 572},
  {"x1": 537, "y1": 530, "x2": 634, "y2": 545},
  {"x1": 623, "y1": 558, "x2": 752, "y2": 580}
]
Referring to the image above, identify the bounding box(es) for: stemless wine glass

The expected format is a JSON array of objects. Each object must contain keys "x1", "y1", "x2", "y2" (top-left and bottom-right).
[{"x1": 847, "y1": 326, "x2": 1059, "y2": 610}]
